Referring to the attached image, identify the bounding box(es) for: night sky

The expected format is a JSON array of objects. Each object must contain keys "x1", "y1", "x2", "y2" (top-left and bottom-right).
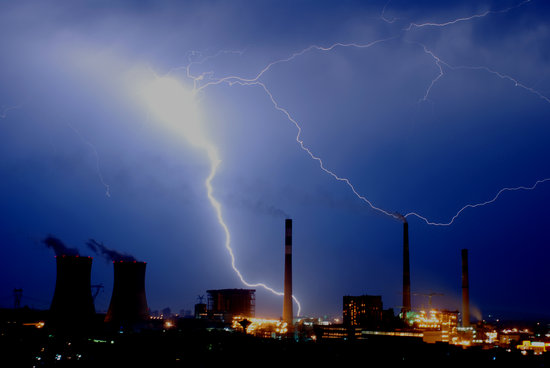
[{"x1": 1, "y1": 0, "x2": 549, "y2": 321}]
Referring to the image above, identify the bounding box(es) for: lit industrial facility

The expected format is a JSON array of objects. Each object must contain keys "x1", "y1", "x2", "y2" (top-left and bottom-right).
[{"x1": 231, "y1": 316, "x2": 288, "y2": 338}]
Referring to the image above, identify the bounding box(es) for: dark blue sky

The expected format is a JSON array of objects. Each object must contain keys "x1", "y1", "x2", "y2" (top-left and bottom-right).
[{"x1": 1, "y1": 0, "x2": 549, "y2": 321}]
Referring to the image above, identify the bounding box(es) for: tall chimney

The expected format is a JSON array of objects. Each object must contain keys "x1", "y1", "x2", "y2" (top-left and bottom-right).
[
  {"x1": 461, "y1": 249, "x2": 470, "y2": 327},
  {"x1": 50, "y1": 255, "x2": 96, "y2": 329},
  {"x1": 105, "y1": 261, "x2": 149, "y2": 328},
  {"x1": 402, "y1": 220, "x2": 411, "y2": 316},
  {"x1": 283, "y1": 219, "x2": 293, "y2": 330}
]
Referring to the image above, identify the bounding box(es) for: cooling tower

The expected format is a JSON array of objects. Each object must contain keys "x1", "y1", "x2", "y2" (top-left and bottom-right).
[
  {"x1": 461, "y1": 249, "x2": 470, "y2": 327},
  {"x1": 402, "y1": 221, "x2": 411, "y2": 315},
  {"x1": 105, "y1": 261, "x2": 149, "y2": 327},
  {"x1": 49, "y1": 255, "x2": 96, "y2": 326},
  {"x1": 283, "y1": 218, "x2": 293, "y2": 328}
]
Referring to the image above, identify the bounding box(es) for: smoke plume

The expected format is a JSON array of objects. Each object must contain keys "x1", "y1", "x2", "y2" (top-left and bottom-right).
[
  {"x1": 395, "y1": 213, "x2": 407, "y2": 223},
  {"x1": 87, "y1": 238, "x2": 136, "y2": 262},
  {"x1": 43, "y1": 235, "x2": 80, "y2": 256},
  {"x1": 223, "y1": 194, "x2": 290, "y2": 218}
]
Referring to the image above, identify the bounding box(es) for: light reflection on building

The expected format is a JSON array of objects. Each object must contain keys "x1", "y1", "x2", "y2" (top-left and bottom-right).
[
  {"x1": 231, "y1": 316, "x2": 288, "y2": 338},
  {"x1": 518, "y1": 341, "x2": 550, "y2": 355}
]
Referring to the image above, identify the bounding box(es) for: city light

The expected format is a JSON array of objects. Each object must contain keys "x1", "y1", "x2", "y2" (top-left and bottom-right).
[
  {"x1": 164, "y1": 320, "x2": 174, "y2": 329},
  {"x1": 232, "y1": 316, "x2": 289, "y2": 337},
  {"x1": 22, "y1": 321, "x2": 45, "y2": 329},
  {"x1": 518, "y1": 341, "x2": 550, "y2": 355}
]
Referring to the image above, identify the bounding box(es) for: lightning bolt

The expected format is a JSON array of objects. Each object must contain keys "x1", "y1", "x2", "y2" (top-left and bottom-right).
[
  {"x1": 380, "y1": 0, "x2": 399, "y2": 24},
  {"x1": 67, "y1": 123, "x2": 111, "y2": 198},
  {"x1": 418, "y1": 44, "x2": 444, "y2": 103},
  {"x1": 190, "y1": 39, "x2": 405, "y2": 225},
  {"x1": 1, "y1": 99, "x2": 111, "y2": 198},
  {"x1": 138, "y1": 2, "x2": 548, "y2": 317},
  {"x1": 137, "y1": 72, "x2": 302, "y2": 316},
  {"x1": 192, "y1": 29, "x2": 549, "y2": 227},
  {"x1": 404, "y1": 0, "x2": 532, "y2": 31},
  {"x1": 256, "y1": 81, "x2": 402, "y2": 223},
  {"x1": 419, "y1": 43, "x2": 550, "y2": 105},
  {"x1": 195, "y1": 38, "x2": 397, "y2": 93},
  {"x1": 204, "y1": 145, "x2": 302, "y2": 315},
  {"x1": 405, "y1": 178, "x2": 550, "y2": 226},
  {"x1": 0, "y1": 103, "x2": 23, "y2": 119}
]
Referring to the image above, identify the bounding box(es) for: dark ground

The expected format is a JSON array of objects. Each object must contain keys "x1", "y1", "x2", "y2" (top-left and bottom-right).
[{"x1": 1, "y1": 309, "x2": 548, "y2": 368}]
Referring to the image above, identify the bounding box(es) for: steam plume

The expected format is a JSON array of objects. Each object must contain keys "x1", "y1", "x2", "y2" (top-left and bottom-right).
[
  {"x1": 87, "y1": 238, "x2": 136, "y2": 262},
  {"x1": 43, "y1": 235, "x2": 79, "y2": 256}
]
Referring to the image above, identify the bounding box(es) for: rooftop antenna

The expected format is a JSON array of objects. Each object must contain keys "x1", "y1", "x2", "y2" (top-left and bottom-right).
[
  {"x1": 239, "y1": 319, "x2": 251, "y2": 334},
  {"x1": 413, "y1": 292, "x2": 444, "y2": 310},
  {"x1": 13, "y1": 288, "x2": 22, "y2": 309}
]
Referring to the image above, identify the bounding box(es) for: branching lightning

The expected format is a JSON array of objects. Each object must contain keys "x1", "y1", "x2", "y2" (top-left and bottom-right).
[
  {"x1": 67, "y1": 123, "x2": 111, "y2": 198},
  {"x1": 0, "y1": 0, "x2": 545, "y2": 319},
  {"x1": 189, "y1": 39, "x2": 404, "y2": 224},
  {"x1": 257, "y1": 81, "x2": 402, "y2": 222},
  {"x1": 137, "y1": 1, "x2": 548, "y2": 316},
  {"x1": 0, "y1": 103, "x2": 22, "y2": 119},
  {"x1": 137, "y1": 73, "x2": 302, "y2": 316},
  {"x1": 195, "y1": 38, "x2": 397, "y2": 93},
  {"x1": 204, "y1": 145, "x2": 302, "y2": 315},
  {"x1": 418, "y1": 44, "x2": 444, "y2": 103},
  {"x1": 419, "y1": 43, "x2": 550, "y2": 105},
  {"x1": 381, "y1": 1, "x2": 399, "y2": 24},
  {"x1": 405, "y1": 178, "x2": 550, "y2": 226},
  {"x1": 404, "y1": 0, "x2": 532, "y2": 31},
  {"x1": 188, "y1": 0, "x2": 549, "y2": 229}
]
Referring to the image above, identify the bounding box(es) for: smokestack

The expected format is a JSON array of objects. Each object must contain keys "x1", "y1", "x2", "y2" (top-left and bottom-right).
[
  {"x1": 105, "y1": 261, "x2": 149, "y2": 328},
  {"x1": 402, "y1": 220, "x2": 411, "y2": 316},
  {"x1": 283, "y1": 219, "x2": 293, "y2": 330},
  {"x1": 461, "y1": 249, "x2": 470, "y2": 327},
  {"x1": 50, "y1": 255, "x2": 96, "y2": 329}
]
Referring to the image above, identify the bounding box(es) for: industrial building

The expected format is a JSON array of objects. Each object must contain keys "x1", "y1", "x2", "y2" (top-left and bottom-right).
[
  {"x1": 343, "y1": 294, "x2": 383, "y2": 328},
  {"x1": 195, "y1": 302, "x2": 207, "y2": 319},
  {"x1": 207, "y1": 289, "x2": 256, "y2": 321},
  {"x1": 342, "y1": 294, "x2": 400, "y2": 332},
  {"x1": 414, "y1": 309, "x2": 459, "y2": 344}
]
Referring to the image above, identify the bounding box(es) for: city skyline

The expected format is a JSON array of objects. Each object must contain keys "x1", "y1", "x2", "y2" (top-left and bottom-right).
[{"x1": 0, "y1": 0, "x2": 549, "y2": 321}]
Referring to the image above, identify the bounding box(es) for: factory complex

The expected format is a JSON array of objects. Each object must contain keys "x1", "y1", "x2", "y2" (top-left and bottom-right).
[{"x1": 1, "y1": 219, "x2": 549, "y2": 366}]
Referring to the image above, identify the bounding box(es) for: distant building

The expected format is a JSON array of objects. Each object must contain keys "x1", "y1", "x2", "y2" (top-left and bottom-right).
[
  {"x1": 161, "y1": 307, "x2": 172, "y2": 318},
  {"x1": 499, "y1": 329, "x2": 531, "y2": 346},
  {"x1": 316, "y1": 325, "x2": 359, "y2": 340},
  {"x1": 343, "y1": 295, "x2": 383, "y2": 329},
  {"x1": 207, "y1": 289, "x2": 255, "y2": 321},
  {"x1": 194, "y1": 303, "x2": 207, "y2": 319},
  {"x1": 315, "y1": 324, "x2": 422, "y2": 341},
  {"x1": 179, "y1": 309, "x2": 193, "y2": 318}
]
